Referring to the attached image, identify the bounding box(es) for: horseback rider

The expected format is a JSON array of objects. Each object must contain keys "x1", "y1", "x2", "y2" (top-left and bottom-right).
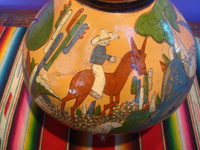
[{"x1": 90, "y1": 29, "x2": 117, "y2": 99}]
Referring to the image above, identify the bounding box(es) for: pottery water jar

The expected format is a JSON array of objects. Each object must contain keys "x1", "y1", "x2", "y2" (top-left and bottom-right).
[{"x1": 22, "y1": 0, "x2": 197, "y2": 134}]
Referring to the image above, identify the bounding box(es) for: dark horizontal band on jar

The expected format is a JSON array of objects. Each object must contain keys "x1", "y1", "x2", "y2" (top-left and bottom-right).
[{"x1": 78, "y1": 0, "x2": 155, "y2": 12}]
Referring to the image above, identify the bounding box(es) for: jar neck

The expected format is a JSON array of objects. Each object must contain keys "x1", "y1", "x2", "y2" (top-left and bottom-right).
[{"x1": 79, "y1": 0, "x2": 155, "y2": 11}]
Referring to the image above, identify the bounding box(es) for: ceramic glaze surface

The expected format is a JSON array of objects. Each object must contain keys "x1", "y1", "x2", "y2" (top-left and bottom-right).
[{"x1": 22, "y1": 0, "x2": 197, "y2": 134}]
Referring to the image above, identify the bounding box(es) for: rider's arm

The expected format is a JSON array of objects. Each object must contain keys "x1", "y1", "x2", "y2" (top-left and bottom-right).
[{"x1": 95, "y1": 46, "x2": 111, "y2": 61}]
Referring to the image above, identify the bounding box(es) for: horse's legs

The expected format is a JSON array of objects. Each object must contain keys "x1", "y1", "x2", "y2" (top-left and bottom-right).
[
  {"x1": 61, "y1": 94, "x2": 74, "y2": 115},
  {"x1": 114, "y1": 93, "x2": 120, "y2": 105},
  {"x1": 71, "y1": 94, "x2": 88, "y2": 119},
  {"x1": 101, "y1": 93, "x2": 120, "y2": 116},
  {"x1": 109, "y1": 93, "x2": 120, "y2": 116},
  {"x1": 101, "y1": 95, "x2": 113, "y2": 116}
]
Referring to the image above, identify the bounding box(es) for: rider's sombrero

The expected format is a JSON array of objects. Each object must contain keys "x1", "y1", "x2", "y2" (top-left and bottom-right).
[{"x1": 91, "y1": 29, "x2": 116, "y2": 45}]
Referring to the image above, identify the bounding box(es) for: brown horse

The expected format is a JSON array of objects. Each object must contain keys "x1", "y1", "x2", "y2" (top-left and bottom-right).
[{"x1": 61, "y1": 37, "x2": 148, "y2": 118}]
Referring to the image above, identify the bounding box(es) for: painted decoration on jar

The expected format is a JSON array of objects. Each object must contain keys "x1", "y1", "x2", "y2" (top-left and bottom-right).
[{"x1": 22, "y1": 0, "x2": 197, "y2": 134}]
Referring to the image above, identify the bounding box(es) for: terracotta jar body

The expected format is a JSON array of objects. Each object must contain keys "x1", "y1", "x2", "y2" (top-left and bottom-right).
[{"x1": 22, "y1": 0, "x2": 197, "y2": 134}]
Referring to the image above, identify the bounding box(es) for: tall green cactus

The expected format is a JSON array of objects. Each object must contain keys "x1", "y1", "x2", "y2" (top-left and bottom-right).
[
  {"x1": 131, "y1": 76, "x2": 137, "y2": 95},
  {"x1": 76, "y1": 108, "x2": 82, "y2": 116},
  {"x1": 156, "y1": 94, "x2": 161, "y2": 106},
  {"x1": 144, "y1": 74, "x2": 149, "y2": 104},
  {"x1": 95, "y1": 105, "x2": 101, "y2": 116},
  {"x1": 135, "y1": 79, "x2": 141, "y2": 103}
]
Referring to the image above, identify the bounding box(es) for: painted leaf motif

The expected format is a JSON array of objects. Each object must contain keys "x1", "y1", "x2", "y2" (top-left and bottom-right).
[
  {"x1": 109, "y1": 110, "x2": 152, "y2": 134},
  {"x1": 135, "y1": 0, "x2": 180, "y2": 46},
  {"x1": 164, "y1": 4, "x2": 180, "y2": 32},
  {"x1": 30, "y1": 58, "x2": 35, "y2": 72},
  {"x1": 32, "y1": 82, "x2": 58, "y2": 99},
  {"x1": 26, "y1": 0, "x2": 54, "y2": 50}
]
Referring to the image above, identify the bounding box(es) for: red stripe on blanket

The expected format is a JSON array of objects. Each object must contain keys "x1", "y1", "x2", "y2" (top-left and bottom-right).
[
  {"x1": 3, "y1": 77, "x2": 24, "y2": 148},
  {"x1": 93, "y1": 135, "x2": 115, "y2": 150},
  {"x1": 41, "y1": 114, "x2": 68, "y2": 150},
  {"x1": 0, "y1": 26, "x2": 4, "y2": 31},
  {"x1": 140, "y1": 124, "x2": 165, "y2": 150},
  {"x1": 0, "y1": 26, "x2": 6, "y2": 38},
  {"x1": 4, "y1": 93, "x2": 12, "y2": 116}
]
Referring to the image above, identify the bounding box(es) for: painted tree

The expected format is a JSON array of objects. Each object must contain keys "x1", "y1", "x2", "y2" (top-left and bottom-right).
[{"x1": 135, "y1": 0, "x2": 180, "y2": 46}]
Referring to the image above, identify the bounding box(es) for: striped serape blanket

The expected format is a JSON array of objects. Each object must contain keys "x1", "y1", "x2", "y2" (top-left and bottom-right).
[{"x1": 0, "y1": 26, "x2": 200, "y2": 150}]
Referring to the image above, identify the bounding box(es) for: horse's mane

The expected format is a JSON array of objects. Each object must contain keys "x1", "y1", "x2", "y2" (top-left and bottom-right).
[{"x1": 114, "y1": 50, "x2": 133, "y2": 74}]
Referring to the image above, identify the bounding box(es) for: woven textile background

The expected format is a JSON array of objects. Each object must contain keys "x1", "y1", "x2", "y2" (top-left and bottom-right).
[{"x1": 0, "y1": 26, "x2": 200, "y2": 150}]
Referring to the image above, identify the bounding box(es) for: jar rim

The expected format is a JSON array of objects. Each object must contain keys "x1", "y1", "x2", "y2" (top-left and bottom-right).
[{"x1": 78, "y1": 0, "x2": 155, "y2": 12}]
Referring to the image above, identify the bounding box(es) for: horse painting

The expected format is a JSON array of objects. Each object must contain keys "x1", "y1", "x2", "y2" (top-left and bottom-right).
[{"x1": 61, "y1": 37, "x2": 148, "y2": 118}]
